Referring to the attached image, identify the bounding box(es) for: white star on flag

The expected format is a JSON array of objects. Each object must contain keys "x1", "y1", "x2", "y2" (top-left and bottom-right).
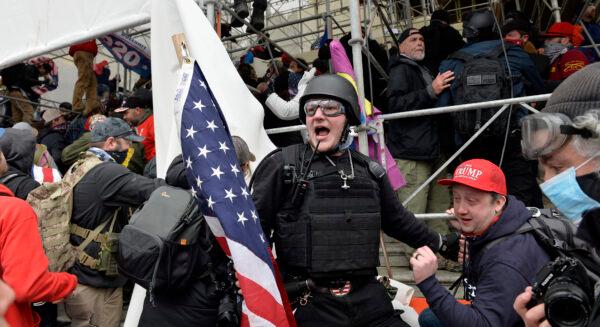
[
  {"x1": 224, "y1": 188, "x2": 237, "y2": 202},
  {"x1": 241, "y1": 187, "x2": 250, "y2": 199},
  {"x1": 206, "y1": 196, "x2": 215, "y2": 209},
  {"x1": 230, "y1": 164, "x2": 240, "y2": 177},
  {"x1": 210, "y1": 166, "x2": 224, "y2": 179},
  {"x1": 185, "y1": 156, "x2": 193, "y2": 168},
  {"x1": 260, "y1": 234, "x2": 266, "y2": 243},
  {"x1": 251, "y1": 210, "x2": 258, "y2": 223},
  {"x1": 206, "y1": 120, "x2": 218, "y2": 132},
  {"x1": 198, "y1": 79, "x2": 206, "y2": 89},
  {"x1": 219, "y1": 141, "x2": 230, "y2": 154},
  {"x1": 197, "y1": 145, "x2": 211, "y2": 158},
  {"x1": 237, "y1": 212, "x2": 248, "y2": 226},
  {"x1": 195, "y1": 175, "x2": 203, "y2": 189},
  {"x1": 193, "y1": 100, "x2": 206, "y2": 111},
  {"x1": 190, "y1": 187, "x2": 198, "y2": 198},
  {"x1": 185, "y1": 125, "x2": 197, "y2": 139}
]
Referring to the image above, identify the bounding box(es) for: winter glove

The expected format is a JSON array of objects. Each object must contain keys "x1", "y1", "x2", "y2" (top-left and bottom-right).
[{"x1": 438, "y1": 232, "x2": 461, "y2": 261}]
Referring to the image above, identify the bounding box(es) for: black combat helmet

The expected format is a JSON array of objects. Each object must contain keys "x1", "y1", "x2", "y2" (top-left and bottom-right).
[
  {"x1": 299, "y1": 74, "x2": 362, "y2": 126},
  {"x1": 462, "y1": 9, "x2": 498, "y2": 41}
]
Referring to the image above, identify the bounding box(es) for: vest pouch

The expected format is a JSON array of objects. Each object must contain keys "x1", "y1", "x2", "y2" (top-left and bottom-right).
[
  {"x1": 160, "y1": 238, "x2": 201, "y2": 289},
  {"x1": 99, "y1": 233, "x2": 119, "y2": 276},
  {"x1": 310, "y1": 212, "x2": 381, "y2": 274},
  {"x1": 117, "y1": 224, "x2": 162, "y2": 289},
  {"x1": 275, "y1": 212, "x2": 310, "y2": 268}
]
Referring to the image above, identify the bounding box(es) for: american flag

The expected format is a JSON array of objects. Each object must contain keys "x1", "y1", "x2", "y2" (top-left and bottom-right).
[{"x1": 177, "y1": 61, "x2": 294, "y2": 327}]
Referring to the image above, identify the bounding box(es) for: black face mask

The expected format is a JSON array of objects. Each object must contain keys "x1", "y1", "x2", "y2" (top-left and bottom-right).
[
  {"x1": 53, "y1": 122, "x2": 68, "y2": 133},
  {"x1": 106, "y1": 150, "x2": 128, "y2": 165}
]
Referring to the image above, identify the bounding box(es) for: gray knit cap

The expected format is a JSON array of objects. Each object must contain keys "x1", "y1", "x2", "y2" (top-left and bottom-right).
[{"x1": 544, "y1": 62, "x2": 600, "y2": 119}]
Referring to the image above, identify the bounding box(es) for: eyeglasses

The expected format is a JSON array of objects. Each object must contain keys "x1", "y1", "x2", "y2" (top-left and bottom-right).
[{"x1": 303, "y1": 99, "x2": 345, "y2": 117}]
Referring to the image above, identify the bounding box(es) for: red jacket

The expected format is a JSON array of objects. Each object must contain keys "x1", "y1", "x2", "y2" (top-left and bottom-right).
[
  {"x1": 549, "y1": 48, "x2": 590, "y2": 81},
  {"x1": 136, "y1": 114, "x2": 156, "y2": 161},
  {"x1": 68, "y1": 40, "x2": 98, "y2": 57},
  {"x1": 0, "y1": 184, "x2": 77, "y2": 327}
]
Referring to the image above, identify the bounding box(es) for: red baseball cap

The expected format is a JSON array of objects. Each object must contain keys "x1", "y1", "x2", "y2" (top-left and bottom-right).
[
  {"x1": 542, "y1": 22, "x2": 584, "y2": 46},
  {"x1": 438, "y1": 159, "x2": 507, "y2": 196}
]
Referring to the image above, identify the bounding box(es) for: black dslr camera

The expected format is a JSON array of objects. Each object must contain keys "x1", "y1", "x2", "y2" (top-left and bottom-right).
[{"x1": 530, "y1": 256, "x2": 594, "y2": 327}]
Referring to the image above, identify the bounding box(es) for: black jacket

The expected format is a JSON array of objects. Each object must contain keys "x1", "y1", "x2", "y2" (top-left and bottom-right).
[
  {"x1": 0, "y1": 167, "x2": 39, "y2": 200},
  {"x1": 575, "y1": 172, "x2": 600, "y2": 250},
  {"x1": 0, "y1": 63, "x2": 42, "y2": 96},
  {"x1": 420, "y1": 20, "x2": 465, "y2": 75},
  {"x1": 386, "y1": 55, "x2": 440, "y2": 160},
  {"x1": 38, "y1": 127, "x2": 68, "y2": 173},
  {"x1": 0, "y1": 128, "x2": 39, "y2": 199},
  {"x1": 252, "y1": 145, "x2": 441, "y2": 276},
  {"x1": 70, "y1": 156, "x2": 165, "y2": 288}
]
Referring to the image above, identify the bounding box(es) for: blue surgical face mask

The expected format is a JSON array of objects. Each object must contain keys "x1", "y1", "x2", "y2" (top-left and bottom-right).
[{"x1": 540, "y1": 154, "x2": 600, "y2": 224}]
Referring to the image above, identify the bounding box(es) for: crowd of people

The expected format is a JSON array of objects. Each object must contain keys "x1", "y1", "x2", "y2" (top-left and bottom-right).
[{"x1": 0, "y1": 3, "x2": 598, "y2": 327}]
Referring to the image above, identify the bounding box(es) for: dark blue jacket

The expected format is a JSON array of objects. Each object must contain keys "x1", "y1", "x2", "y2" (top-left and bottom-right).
[
  {"x1": 417, "y1": 196, "x2": 551, "y2": 327},
  {"x1": 436, "y1": 40, "x2": 545, "y2": 108}
]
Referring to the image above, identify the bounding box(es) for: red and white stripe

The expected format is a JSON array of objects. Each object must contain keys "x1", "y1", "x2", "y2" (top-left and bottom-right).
[
  {"x1": 32, "y1": 165, "x2": 62, "y2": 184},
  {"x1": 204, "y1": 215, "x2": 289, "y2": 326}
]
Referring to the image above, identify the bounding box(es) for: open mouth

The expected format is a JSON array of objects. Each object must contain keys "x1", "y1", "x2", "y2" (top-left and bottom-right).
[{"x1": 314, "y1": 126, "x2": 330, "y2": 139}]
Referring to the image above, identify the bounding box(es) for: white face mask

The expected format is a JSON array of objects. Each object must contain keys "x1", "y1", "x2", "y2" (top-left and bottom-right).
[{"x1": 540, "y1": 153, "x2": 600, "y2": 224}]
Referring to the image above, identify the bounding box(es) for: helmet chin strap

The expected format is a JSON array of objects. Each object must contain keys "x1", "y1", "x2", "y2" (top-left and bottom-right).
[{"x1": 332, "y1": 125, "x2": 355, "y2": 153}]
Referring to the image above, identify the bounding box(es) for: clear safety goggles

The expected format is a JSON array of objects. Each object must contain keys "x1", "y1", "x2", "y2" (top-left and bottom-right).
[
  {"x1": 303, "y1": 99, "x2": 346, "y2": 117},
  {"x1": 521, "y1": 112, "x2": 594, "y2": 160}
]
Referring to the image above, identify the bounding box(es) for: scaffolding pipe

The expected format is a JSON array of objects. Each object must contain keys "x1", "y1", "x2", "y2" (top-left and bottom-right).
[
  {"x1": 415, "y1": 213, "x2": 454, "y2": 220},
  {"x1": 0, "y1": 93, "x2": 78, "y2": 113},
  {"x1": 227, "y1": 22, "x2": 352, "y2": 54},
  {"x1": 371, "y1": 0, "x2": 400, "y2": 45},
  {"x1": 348, "y1": 0, "x2": 369, "y2": 155},
  {"x1": 222, "y1": 14, "x2": 327, "y2": 41},
  {"x1": 404, "y1": 0, "x2": 413, "y2": 28},
  {"x1": 326, "y1": 0, "x2": 333, "y2": 37},
  {"x1": 550, "y1": 0, "x2": 561, "y2": 22},
  {"x1": 220, "y1": 5, "x2": 309, "y2": 70},
  {"x1": 205, "y1": 0, "x2": 217, "y2": 29},
  {"x1": 265, "y1": 94, "x2": 552, "y2": 135},
  {"x1": 402, "y1": 104, "x2": 511, "y2": 206},
  {"x1": 381, "y1": 93, "x2": 551, "y2": 120}
]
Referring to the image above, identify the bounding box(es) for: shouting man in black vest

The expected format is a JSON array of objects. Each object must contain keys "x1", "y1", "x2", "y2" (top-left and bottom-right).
[{"x1": 252, "y1": 74, "x2": 459, "y2": 326}]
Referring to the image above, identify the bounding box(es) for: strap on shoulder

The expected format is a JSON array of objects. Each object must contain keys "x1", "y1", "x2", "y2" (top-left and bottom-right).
[
  {"x1": 448, "y1": 50, "x2": 473, "y2": 62},
  {"x1": 350, "y1": 150, "x2": 386, "y2": 180}
]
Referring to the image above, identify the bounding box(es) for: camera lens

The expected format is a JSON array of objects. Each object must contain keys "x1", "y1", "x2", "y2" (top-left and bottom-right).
[{"x1": 544, "y1": 281, "x2": 591, "y2": 327}]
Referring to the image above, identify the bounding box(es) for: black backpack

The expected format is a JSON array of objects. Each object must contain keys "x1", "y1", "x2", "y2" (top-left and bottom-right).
[
  {"x1": 479, "y1": 208, "x2": 600, "y2": 281},
  {"x1": 448, "y1": 44, "x2": 513, "y2": 137},
  {"x1": 117, "y1": 185, "x2": 214, "y2": 303}
]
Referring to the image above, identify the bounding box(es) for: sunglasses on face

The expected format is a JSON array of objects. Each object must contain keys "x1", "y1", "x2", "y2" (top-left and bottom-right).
[{"x1": 303, "y1": 99, "x2": 346, "y2": 117}]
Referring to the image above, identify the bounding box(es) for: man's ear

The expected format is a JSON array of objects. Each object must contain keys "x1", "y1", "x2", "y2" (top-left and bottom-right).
[
  {"x1": 495, "y1": 195, "x2": 507, "y2": 213},
  {"x1": 104, "y1": 136, "x2": 117, "y2": 151},
  {"x1": 522, "y1": 34, "x2": 530, "y2": 43}
]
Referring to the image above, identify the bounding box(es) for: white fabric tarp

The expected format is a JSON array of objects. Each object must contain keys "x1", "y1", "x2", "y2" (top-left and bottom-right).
[{"x1": 0, "y1": 0, "x2": 151, "y2": 69}]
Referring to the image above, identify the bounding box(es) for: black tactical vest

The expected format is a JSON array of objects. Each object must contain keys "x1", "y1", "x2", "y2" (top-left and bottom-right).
[{"x1": 275, "y1": 145, "x2": 382, "y2": 278}]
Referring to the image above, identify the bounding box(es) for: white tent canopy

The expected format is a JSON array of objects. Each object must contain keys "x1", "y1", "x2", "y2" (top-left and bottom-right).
[{"x1": 0, "y1": 0, "x2": 151, "y2": 69}]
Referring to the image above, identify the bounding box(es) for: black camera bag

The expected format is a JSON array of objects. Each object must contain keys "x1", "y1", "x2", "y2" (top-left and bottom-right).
[{"x1": 117, "y1": 185, "x2": 212, "y2": 301}]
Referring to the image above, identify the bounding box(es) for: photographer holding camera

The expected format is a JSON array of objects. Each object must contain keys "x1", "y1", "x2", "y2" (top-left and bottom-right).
[{"x1": 513, "y1": 63, "x2": 600, "y2": 327}]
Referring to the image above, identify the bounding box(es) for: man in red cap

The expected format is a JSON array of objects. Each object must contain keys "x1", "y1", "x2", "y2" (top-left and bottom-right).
[
  {"x1": 411, "y1": 159, "x2": 550, "y2": 327},
  {"x1": 542, "y1": 22, "x2": 590, "y2": 81}
]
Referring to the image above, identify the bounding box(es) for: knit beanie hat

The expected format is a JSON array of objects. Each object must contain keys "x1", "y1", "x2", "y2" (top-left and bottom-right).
[{"x1": 544, "y1": 62, "x2": 600, "y2": 119}]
